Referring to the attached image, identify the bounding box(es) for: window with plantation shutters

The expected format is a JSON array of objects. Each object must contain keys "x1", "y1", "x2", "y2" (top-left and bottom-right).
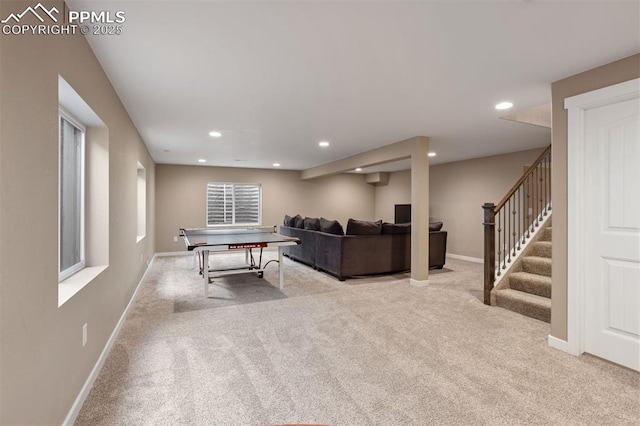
[{"x1": 206, "y1": 183, "x2": 261, "y2": 226}]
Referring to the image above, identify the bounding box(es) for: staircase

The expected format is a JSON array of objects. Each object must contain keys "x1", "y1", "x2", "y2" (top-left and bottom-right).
[
  {"x1": 492, "y1": 220, "x2": 552, "y2": 322},
  {"x1": 482, "y1": 144, "x2": 552, "y2": 322}
]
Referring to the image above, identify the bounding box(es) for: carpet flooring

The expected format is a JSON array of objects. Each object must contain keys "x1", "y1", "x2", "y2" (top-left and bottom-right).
[{"x1": 75, "y1": 252, "x2": 640, "y2": 425}]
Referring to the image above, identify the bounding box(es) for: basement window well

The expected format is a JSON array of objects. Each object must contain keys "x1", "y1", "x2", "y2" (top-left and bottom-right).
[
  {"x1": 58, "y1": 76, "x2": 109, "y2": 307},
  {"x1": 137, "y1": 162, "x2": 146, "y2": 242}
]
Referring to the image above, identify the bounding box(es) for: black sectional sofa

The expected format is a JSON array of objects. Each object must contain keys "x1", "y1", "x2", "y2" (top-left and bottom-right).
[{"x1": 280, "y1": 215, "x2": 447, "y2": 281}]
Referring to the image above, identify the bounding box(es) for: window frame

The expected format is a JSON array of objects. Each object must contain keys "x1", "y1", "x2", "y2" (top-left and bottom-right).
[
  {"x1": 58, "y1": 107, "x2": 86, "y2": 282},
  {"x1": 136, "y1": 161, "x2": 146, "y2": 242},
  {"x1": 206, "y1": 182, "x2": 262, "y2": 227}
]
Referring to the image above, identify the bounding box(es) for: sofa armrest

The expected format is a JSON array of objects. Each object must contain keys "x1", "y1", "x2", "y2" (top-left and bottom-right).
[
  {"x1": 314, "y1": 231, "x2": 345, "y2": 278},
  {"x1": 280, "y1": 226, "x2": 317, "y2": 267},
  {"x1": 429, "y1": 230, "x2": 447, "y2": 268}
]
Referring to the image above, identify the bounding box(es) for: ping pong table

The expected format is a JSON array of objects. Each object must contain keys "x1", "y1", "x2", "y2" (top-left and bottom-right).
[{"x1": 179, "y1": 226, "x2": 301, "y2": 297}]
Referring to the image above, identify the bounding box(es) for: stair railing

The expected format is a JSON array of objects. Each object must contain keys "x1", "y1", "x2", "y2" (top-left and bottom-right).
[{"x1": 482, "y1": 145, "x2": 551, "y2": 305}]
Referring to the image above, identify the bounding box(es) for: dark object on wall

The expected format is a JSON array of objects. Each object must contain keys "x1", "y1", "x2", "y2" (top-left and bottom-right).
[{"x1": 395, "y1": 204, "x2": 411, "y2": 224}]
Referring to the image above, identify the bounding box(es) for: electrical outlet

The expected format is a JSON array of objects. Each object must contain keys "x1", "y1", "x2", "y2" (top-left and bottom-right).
[
  {"x1": 173, "y1": 236, "x2": 178, "y2": 242},
  {"x1": 82, "y1": 323, "x2": 88, "y2": 347}
]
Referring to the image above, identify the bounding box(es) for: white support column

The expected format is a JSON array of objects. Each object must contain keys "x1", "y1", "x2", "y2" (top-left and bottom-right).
[{"x1": 410, "y1": 137, "x2": 430, "y2": 287}]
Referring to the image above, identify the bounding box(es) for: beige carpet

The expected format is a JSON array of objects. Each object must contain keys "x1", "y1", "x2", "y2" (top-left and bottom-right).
[{"x1": 75, "y1": 252, "x2": 639, "y2": 425}]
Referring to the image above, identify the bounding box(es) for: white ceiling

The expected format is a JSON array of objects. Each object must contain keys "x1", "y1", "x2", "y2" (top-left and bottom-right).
[{"x1": 69, "y1": 0, "x2": 639, "y2": 171}]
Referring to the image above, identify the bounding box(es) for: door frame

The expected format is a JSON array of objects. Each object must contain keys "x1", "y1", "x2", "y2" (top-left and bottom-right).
[{"x1": 564, "y1": 78, "x2": 639, "y2": 356}]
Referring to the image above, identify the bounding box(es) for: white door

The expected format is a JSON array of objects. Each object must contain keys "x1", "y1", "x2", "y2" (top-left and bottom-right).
[{"x1": 583, "y1": 94, "x2": 640, "y2": 371}]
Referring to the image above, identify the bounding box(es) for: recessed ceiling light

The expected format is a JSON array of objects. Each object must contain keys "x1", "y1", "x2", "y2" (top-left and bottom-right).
[
  {"x1": 197, "y1": 159, "x2": 206, "y2": 163},
  {"x1": 355, "y1": 168, "x2": 362, "y2": 172},
  {"x1": 209, "y1": 131, "x2": 222, "y2": 137},
  {"x1": 273, "y1": 163, "x2": 281, "y2": 167},
  {"x1": 428, "y1": 152, "x2": 436, "y2": 157},
  {"x1": 495, "y1": 102, "x2": 513, "y2": 110},
  {"x1": 318, "y1": 141, "x2": 330, "y2": 147}
]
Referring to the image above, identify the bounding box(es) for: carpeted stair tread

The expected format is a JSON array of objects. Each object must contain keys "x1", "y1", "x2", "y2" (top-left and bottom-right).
[
  {"x1": 532, "y1": 241, "x2": 552, "y2": 258},
  {"x1": 540, "y1": 227, "x2": 552, "y2": 242},
  {"x1": 495, "y1": 288, "x2": 551, "y2": 323},
  {"x1": 522, "y1": 256, "x2": 552, "y2": 277},
  {"x1": 509, "y1": 272, "x2": 551, "y2": 298}
]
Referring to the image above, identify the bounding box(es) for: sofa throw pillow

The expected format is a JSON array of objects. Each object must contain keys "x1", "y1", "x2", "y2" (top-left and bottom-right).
[
  {"x1": 429, "y1": 221, "x2": 443, "y2": 232},
  {"x1": 294, "y1": 215, "x2": 305, "y2": 229},
  {"x1": 381, "y1": 222, "x2": 411, "y2": 234},
  {"x1": 346, "y1": 218, "x2": 383, "y2": 235},
  {"x1": 304, "y1": 217, "x2": 321, "y2": 231},
  {"x1": 283, "y1": 215, "x2": 294, "y2": 227},
  {"x1": 319, "y1": 217, "x2": 344, "y2": 235}
]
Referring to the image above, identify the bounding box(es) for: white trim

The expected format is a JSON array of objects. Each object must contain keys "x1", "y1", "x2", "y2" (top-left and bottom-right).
[
  {"x1": 564, "y1": 78, "x2": 640, "y2": 110},
  {"x1": 58, "y1": 265, "x2": 108, "y2": 307},
  {"x1": 566, "y1": 100, "x2": 586, "y2": 356},
  {"x1": 547, "y1": 335, "x2": 569, "y2": 353},
  {"x1": 154, "y1": 251, "x2": 191, "y2": 257},
  {"x1": 564, "y1": 78, "x2": 640, "y2": 357},
  {"x1": 409, "y1": 278, "x2": 429, "y2": 287},
  {"x1": 446, "y1": 253, "x2": 483, "y2": 264},
  {"x1": 62, "y1": 256, "x2": 156, "y2": 426},
  {"x1": 59, "y1": 106, "x2": 87, "y2": 132}
]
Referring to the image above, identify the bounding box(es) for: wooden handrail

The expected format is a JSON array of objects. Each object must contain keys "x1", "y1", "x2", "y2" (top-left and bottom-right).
[
  {"x1": 495, "y1": 145, "x2": 551, "y2": 211},
  {"x1": 483, "y1": 144, "x2": 552, "y2": 305}
]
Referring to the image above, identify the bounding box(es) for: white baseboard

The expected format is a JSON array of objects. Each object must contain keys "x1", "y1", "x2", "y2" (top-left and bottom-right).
[
  {"x1": 547, "y1": 334, "x2": 569, "y2": 353},
  {"x1": 446, "y1": 253, "x2": 483, "y2": 264},
  {"x1": 409, "y1": 278, "x2": 430, "y2": 287},
  {"x1": 154, "y1": 251, "x2": 189, "y2": 257},
  {"x1": 63, "y1": 256, "x2": 157, "y2": 426}
]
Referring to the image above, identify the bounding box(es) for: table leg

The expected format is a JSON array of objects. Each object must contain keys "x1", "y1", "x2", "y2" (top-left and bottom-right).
[
  {"x1": 203, "y1": 249, "x2": 210, "y2": 297},
  {"x1": 278, "y1": 247, "x2": 284, "y2": 290}
]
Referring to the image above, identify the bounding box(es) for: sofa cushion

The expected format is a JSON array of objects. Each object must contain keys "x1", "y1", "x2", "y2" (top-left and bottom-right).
[
  {"x1": 304, "y1": 217, "x2": 321, "y2": 231},
  {"x1": 283, "y1": 214, "x2": 294, "y2": 227},
  {"x1": 319, "y1": 217, "x2": 344, "y2": 235},
  {"x1": 346, "y1": 218, "x2": 383, "y2": 235},
  {"x1": 381, "y1": 222, "x2": 411, "y2": 234},
  {"x1": 429, "y1": 221, "x2": 443, "y2": 231},
  {"x1": 294, "y1": 215, "x2": 305, "y2": 229}
]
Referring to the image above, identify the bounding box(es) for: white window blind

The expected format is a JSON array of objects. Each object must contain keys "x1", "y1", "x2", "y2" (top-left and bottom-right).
[{"x1": 206, "y1": 183, "x2": 261, "y2": 226}]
